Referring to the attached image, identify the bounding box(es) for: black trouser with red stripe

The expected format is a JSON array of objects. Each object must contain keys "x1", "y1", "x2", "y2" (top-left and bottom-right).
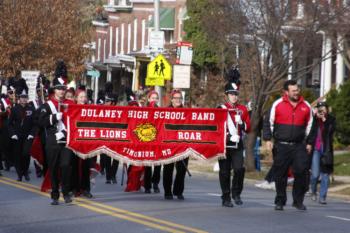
[
  {"x1": 273, "y1": 142, "x2": 309, "y2": 206},
  {"x1": 219, "y1": 148, "x2": 245, "y2": 201}
]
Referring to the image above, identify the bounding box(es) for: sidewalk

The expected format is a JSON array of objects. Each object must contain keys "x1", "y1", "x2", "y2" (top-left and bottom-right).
[{"x1": 188, "y1": 157, "x2": 350, "y2": 200}]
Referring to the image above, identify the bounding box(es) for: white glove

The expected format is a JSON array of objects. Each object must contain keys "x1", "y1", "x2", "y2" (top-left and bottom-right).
[
  {"x1": 27, "y1": 135, "x2": 34, "y2": 140},
  {"x1": 234, "y1": 115, "x2": 243, "y2": 124},
  {"x1": 55, "y1": 132, "x2": 65, "y2": 141},
  {"x1": 56, "y1": 112, "x2": 63, "y2": 121},
  {"x1": 11, "y1": 135, "x2": 18, "y2": 140},
  {"x1": 230, "y1": 135, "x2": 240, "y2": 143}
]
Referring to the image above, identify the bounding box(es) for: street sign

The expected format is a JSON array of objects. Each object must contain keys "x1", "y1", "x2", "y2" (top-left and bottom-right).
[
  {"x1": 149, "y1": 31, "x2": 164, "y2": 52},
  {"x1": 173, "y1": 65, "x2": 191, "y2": 89},
  {"x1": 176, "y1": 41, "x2": 193, "y2": 65},
  {"x1": 146, "y1": 54, "x2": 172, "y2": 86},
  {"x1": 21, "y1": 70, "x2": 40, "y2": 102},
  {"x1": 87, "y1": 70, "x2": 100, "y2": 78}
]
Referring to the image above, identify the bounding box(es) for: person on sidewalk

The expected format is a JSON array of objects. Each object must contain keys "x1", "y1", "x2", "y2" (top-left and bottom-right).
[
  {"x1": 218, "y1": 81, "x2": 251, "y2": 207},
  {"x1": 263, "y1": 80, "x2": 314, "y2": 211},
  {"x1": 309, "y1": 102, "x2": 336, "y2": 205}
]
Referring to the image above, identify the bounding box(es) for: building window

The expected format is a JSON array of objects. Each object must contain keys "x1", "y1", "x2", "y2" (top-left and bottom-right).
[
  {"x1": 127, "y1": 23, "x2": 131, "y2": 53},
  {"x1": 109, "y1": 26, "x2": 113, "y2": 57},
  {"x1": 142, "y1": 19, "x2": 146, "y2": 50},
  {"x1": 164, "y1": 30, "x2": 174, "y2": 44},
  {"x1": 121, "y1": 24, "x2": 125, "y2": 54},
  {"x1": 115, "y1": 27, "x2": 119, "y2": 55},
  {"x1": 97, "y1": 38, "x2": 101, "y2": 61},
  {"x1": 133, "y1": 18, "x2": 138, "y2": 51}
]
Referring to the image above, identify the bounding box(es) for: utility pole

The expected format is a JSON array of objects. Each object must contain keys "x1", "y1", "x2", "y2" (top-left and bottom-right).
[{"x1": 154, "y1": 0, "x2": 162, "y2": 106}]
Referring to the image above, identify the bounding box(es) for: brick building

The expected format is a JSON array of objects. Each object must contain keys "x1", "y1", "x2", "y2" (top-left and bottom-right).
[{"x1": 87, "y1": 0, "x2": 187, "y2": 100}]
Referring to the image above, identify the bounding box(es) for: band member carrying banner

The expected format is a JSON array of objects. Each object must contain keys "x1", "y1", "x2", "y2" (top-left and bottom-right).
[
  {"x1": 38, "y1": 75, "x2": 74, "y2": 205},
  {"x1": 163, "y1": 89, "x2": 189, "y2": 200},
  {"x1": 144, "y1": 90, "x2": 161, "y2": 194},
  {"x1": 218, "y1": 78, "x2": 251, "y2": 207}
]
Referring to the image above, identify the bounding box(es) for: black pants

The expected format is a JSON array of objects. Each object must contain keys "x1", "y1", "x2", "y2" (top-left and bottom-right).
[
  {"x1": 71, "y1": 156, "x2": 92, "y2": 193},
  {"x1": 104, "y1": 155, "x2": 119, "y2": 181},
  {"x1": 46, "y1": 140, "x2": 72, "y2": 200},
  {"x1": 13, "y1": 138, "x2": 33, "y2": 178},
  {"x1": 219, "y1": 148, "x2": 245, "y2": 200},
  {"x1": 163, "y1": 158, "x2": 189, "y2": 196},
  {"x1": 273, "y1": 142, "x2": 309, "y2": 206},
  {"x1": 144, "y1": 165, "x2": 161, "y2": 190},
  {"x1": 1, "y1": 129, "x2": 14, "y2": 169},
  {"x1": 219, "y1": 148, "x2": 245, "y2": 201}
]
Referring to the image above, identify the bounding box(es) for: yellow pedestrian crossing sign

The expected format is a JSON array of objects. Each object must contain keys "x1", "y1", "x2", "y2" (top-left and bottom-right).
[{"x1": 146, "y1": 54, "x2": 172, "y2": 86}]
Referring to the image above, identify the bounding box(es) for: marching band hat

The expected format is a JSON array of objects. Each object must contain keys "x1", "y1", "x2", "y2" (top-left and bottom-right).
[
  {"x1": 52, "y1": 77, "x2": 67, "y2": 90},
  {"x1": 224, "y1": 82, "x2": 240, "y2": 95},
  {"x1": 105, "y1": 93, "x2": 117, "y2": 103},
  {"x1": 7, "y1": 85, "x2": 15, "y2": 94},
  {"x1": 19, "y1": 89, "x2": 28, "y2": 98}
]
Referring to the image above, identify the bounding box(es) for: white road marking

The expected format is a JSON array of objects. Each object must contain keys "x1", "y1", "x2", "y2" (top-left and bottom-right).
[
  {"x1": 326, "y1": 216, "x2": 350, "y2": 222},
  {"x1": 207, "y1": 193, "x2": 221, "y2": 197}
]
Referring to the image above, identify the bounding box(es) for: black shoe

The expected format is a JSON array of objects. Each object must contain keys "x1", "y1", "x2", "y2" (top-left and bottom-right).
[
  {"x1": 17, "y1": 176, "x2": 22, "y2": 182},
  {"x1": 177, "y1": 195, "x2": 185, "y2": 200},
  {"x1": 153, "y1": 184, "x2": 160, "y2": 193},
  {"x1": 292, "y1": 203, "x2": 307, "y2": 211},
  {"x1": 51, "y1": 199, "x2": 59, "y2": 205},
  {"x1": 64, "y1": 196, "x2": 72, "y2": 204},
  {"x1": 0, "y1": 171, "x2": 2, "y2": 176},
  {"x1": 164, "y1": 195, "x2": 173, "y2": 200},
  {"x1": 112, "y1": 178, "x2": 117, "y2": 184},
  {"x1": 222, "y1": 200, "x2": 234, "y2": 207},
  {"x1": 36, "y1": 172, "x2": 42, "y2": 178},
  {"x1": 145, "y1": 189, "x2": 151, "y2": 194},
  {"x1": 24, "y1": 174, "x2": 30, "y2": 181},
  {"x1": 275, "y1": 204, "x2": 284, "y2": 211},
  {"x1": 233, "y1": 196, "x2": 243, "y2": 205},
  {"x1": 105, "y1": 180, "x2": 111, "y2": 184},
  {"x1": 100, "y1": 171, "x2": 105, "y2": 175},
  {"x1": 82, "y1": 191, "x2": 93, "y2": 198}
]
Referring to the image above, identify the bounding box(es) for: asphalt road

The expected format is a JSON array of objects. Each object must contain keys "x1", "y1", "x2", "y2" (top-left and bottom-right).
[{"x1": 1, "y1": 165, "x2": 350, "y2": 233}]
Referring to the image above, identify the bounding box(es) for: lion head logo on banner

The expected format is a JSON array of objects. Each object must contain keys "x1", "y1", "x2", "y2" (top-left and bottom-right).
[{"x1": 134, "y1": 123, "x2": 157, "y2": 142}]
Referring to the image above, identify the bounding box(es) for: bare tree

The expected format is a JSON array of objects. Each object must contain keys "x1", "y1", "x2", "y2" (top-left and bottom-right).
[
  {"x1": 0, "y1": 0, "x2": 90, "y2": 78},
  {"x1": 188, "y1": 0, "x2": 349, "y2": 170}
]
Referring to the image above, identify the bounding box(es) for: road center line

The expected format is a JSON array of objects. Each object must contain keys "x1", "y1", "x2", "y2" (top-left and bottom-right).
[
  {"x1": 0, "y1": 176, "x2": 208, "y2": 233},
  {"x1": 326, "y1": 215, "x2": 350, "y2": 222}
]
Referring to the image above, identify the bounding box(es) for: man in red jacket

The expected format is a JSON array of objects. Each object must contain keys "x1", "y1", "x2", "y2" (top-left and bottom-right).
[
  {"x1": 219, "y1": 82, "x2": 250, "y2": 207},
  {"x1": 263, "y1": 80, "x2": 314, "y2": 211}
]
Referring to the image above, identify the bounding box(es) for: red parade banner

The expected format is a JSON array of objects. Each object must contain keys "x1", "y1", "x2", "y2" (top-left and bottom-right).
[{"x1": 65, "y1": 104, "x2": 227, "y2": 165}]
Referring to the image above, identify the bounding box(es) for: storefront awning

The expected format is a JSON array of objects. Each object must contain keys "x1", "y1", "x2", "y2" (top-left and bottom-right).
[{"x1": 148, "y1": 8, "x2": 175, "y2": 30}]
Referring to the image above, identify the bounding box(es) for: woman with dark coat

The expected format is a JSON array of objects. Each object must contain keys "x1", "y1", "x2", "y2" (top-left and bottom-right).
[{"x1": 309, "y1": 102, "x2": 336, "y2": 204}]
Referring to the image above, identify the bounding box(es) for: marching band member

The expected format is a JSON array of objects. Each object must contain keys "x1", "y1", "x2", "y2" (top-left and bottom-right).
[
  {"x1": 70, "y1": 88, "x2": 93, "y2": 198},
  {"x1": 144, "y1": 90, "x2": 161, "y2": 193},
  {"x1": 8, "y1": 90, "x2": 37, "y2": 181},
  {"x1": 219, "y1": 82, "x2": 250, "y2": 207},
  {"x1": 38, "y1": 77, "x2": 74, "y2": 205},
  {"x1": 102, "y1": 93, "x2": 119, "y2": 184},
  {"x1": 163, "y1": 89, "x2": 188, "y2": 200}
]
